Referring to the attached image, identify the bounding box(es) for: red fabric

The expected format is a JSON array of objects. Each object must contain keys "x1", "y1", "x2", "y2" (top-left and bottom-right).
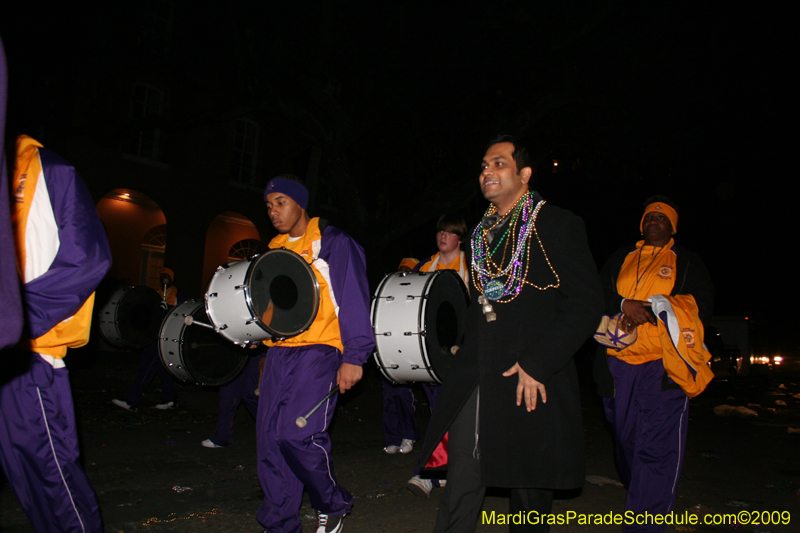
[{"x1": 425, "y1": 431, "x2": 449, "y2": 469}]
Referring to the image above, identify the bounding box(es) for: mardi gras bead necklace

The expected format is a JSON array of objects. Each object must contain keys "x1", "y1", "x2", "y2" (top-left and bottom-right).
[{"x1": 471, "y1": 192, "x2": 561, "y2": 319}]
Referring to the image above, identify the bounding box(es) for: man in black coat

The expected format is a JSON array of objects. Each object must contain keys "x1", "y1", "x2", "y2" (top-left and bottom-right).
[{"x1": 419, "y1": 136, "x2": 603, "y2": 532}]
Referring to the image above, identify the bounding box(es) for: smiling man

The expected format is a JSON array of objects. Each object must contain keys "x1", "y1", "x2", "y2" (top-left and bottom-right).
[
  {"x1": 417, "y1": 135, "x2": 603, "y2": 532},
  {"x1": 257, "y1": 175, "x2": 374, "y2": 533}
]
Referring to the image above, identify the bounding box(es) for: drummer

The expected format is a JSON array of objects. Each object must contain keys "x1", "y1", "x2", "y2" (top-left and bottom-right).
[
  {"x1": 112, "y1": 268, "x2": 184, "y2": 412},
  {"x1": 380, "y1": 258, "x2": 420, "y2": 457},
  {"x1": 403, "y1": 214, "x2": 469, "y2": 498},
  {"x1": 258, "y1": 175, "x2": 374, "y2": 533}
]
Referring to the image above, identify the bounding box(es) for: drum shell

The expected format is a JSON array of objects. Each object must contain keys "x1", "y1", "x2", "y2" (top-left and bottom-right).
[
  {"x1": 97, "y1": 286, "x2": 165, "y2": 349},
  {"x1": 205, "y1": 259, "x2": 271, "y2": 345},
  {"x1": 372, "y1": 270, "x2": 468, "y2": 384},
  {"x1": 158, "y1": 300, "x2": 249, "y2": 386},
  {"x1": 205, "y1": 249, "x2": 320, "y2": 345}
]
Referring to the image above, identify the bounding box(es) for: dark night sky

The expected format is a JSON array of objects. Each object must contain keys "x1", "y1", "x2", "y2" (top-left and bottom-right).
[{"x1": 2, "y1": 2, "x2": 795, "y2": 352}]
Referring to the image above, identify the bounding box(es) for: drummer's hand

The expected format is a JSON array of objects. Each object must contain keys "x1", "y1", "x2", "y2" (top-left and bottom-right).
[
  {"x1": 337, "y1": 363, "x2": 363, "y2": 394},
  {"x1": 503, "y1": 363, "x2": 546, "y2": 412}
]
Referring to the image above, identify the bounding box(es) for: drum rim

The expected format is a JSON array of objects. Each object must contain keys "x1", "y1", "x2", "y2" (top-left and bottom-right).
[
  {"x1": 158, "y1": 299, "x2": 200, "y2": 382},
  {"x1": 158, "y1": 299, "x2": 250, "y2": 386},
  {"x1": 416, "y1": 271, "x2": 441, "y2": 382},
  {"x1": 244, "y1": 248, "x2": 321, "y2": 339}
]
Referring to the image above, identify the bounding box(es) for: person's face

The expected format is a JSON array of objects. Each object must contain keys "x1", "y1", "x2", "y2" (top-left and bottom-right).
[
  {"x1": 159, "y1": 273, "x2": 172, "y2": 285},
  {"x1": 437, "y1": 230, "x2": 461, "y2": 255},
  {"x1": 479, "y1": 142, "x2": 531, "y2": 214},
  {"x1": 642, "y1": 211, "x2": 673, "y2": 246},
  {"x1": 266, "y1": 192, "x2": 304, "y2": 235}
]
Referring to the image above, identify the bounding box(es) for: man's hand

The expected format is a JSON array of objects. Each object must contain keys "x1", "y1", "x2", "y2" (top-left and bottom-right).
[
  {"x1": 621, "y1": 299, "x2": 657, "y2": 329},
  {"x1": 502, "y1": 363, "x2": 546, "y2": 412},
  {"x1": 337, "y1": 362, "x2": 363, "y2": 394}
]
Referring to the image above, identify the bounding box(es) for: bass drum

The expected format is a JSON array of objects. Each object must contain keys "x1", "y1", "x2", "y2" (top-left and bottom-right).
[
  {"x1": 205, "y1": 249, "x2": 320, "y2": 345},
  {"x1": 372, "y1": 270, "x2": 468, "y2": 384},
  {"x1": 97, "y1": 286, "x2": 165, "y2": 349},
  {"x1": 159, "y1": 300, "x2": 249, "y2": 386}
]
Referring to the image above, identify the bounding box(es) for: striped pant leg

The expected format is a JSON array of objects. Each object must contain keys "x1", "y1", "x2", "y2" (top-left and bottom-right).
[{"x1": 0, "y1": 353, "x2": 102, "y2": 533}]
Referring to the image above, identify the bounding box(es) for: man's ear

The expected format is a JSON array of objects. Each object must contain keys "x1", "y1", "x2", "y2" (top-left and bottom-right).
[{"x1": 520, "y1": 166, "x2": 532, "y2": 185}]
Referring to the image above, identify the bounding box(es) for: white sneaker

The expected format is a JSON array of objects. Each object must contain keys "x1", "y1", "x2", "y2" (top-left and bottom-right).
[
  {"x1": 399, "y1": 438, "x2": 415, "y2": 454},
  {"x1": 383, "y1": 445, "x2": 399, "y2": 454},
  {"x1": 154, "y1": 401, "x2": 177, "y2": 410},
  {"x1": 407, "y1": 475, "x2": 433, "y2": 498},
  {"x1": 112, "y1": 399, "x2": 137, "y2": 412},
  {"x1": 201, "y1": 439, "x2": 223, "y2": 448},
  {"x1": 316, "y1": 511, "x2": 344, "y2": 532}
]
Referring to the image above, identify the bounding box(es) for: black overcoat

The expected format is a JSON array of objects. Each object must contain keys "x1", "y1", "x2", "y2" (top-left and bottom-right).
[{"x1": 420, "y1": 193, "x2": 603, "y2": 489}]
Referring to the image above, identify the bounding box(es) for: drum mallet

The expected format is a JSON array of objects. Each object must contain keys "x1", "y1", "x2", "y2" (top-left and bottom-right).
[
  {"x1": 183, "y1": 315, "x2": 215, "y2": 330},
  {"x1": 296, "y1": 388, "x2": 339, "y2": 428}
]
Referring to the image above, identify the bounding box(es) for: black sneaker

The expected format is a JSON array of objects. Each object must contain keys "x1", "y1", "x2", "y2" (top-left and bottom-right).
[{"x1": 316, "y1": 511, "x2": 344, "y2": 533}]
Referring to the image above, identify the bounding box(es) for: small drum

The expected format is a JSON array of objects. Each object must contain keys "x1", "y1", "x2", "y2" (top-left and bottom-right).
[
  {"x1": 205, "y1": 249, "x2": 320, "y2": 345},
  {"x1": 159, "y1": 300, "x2": 249, "y2": 386},
  {"x1": 98, "y1": 286, "x2": 166, "y2": 349},
  {"x1": 372, "y1": 270, "x2": 468, "y2": 384}
]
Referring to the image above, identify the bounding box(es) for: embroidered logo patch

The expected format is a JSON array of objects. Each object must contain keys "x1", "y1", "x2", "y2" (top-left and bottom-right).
[
  {"x1": 658, "y1": 265, "x2": 673, "y2": 279},
  {"x1": 14, "y1": 174, "x2": 27, "y2": 203},
  {"x1": 682, "y1": 328, "x2": 696, "y2": 349}
]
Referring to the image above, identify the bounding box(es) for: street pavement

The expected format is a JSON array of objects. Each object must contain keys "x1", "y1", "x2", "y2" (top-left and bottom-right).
[{"x1": 1, "y1": 347, "x2": 799, "y2": 532}]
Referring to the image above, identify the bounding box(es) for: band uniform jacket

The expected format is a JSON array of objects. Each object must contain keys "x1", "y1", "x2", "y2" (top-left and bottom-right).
[
  {"x1": 420, "y1": 193, "x2": 603, "y2": 489},
  {"x1": 593, "y1": 243, "x2": 714, "y2": 398}
]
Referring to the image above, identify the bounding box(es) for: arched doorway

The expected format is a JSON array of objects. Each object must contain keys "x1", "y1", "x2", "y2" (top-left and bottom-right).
[
  {"x1": 96, "y1": 189, "x2": 166, "y2": 289},
  {"x1": 201, "y1": 212, "x2": 263, "y2": 290}
]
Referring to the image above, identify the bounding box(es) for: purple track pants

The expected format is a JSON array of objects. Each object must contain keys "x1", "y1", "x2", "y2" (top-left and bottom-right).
[
  {"x1": 256, "y1": 345, "x2": 352, "y2": 532},
  {"x1": 0, "y1": 352, "x2": 102, "y2": 532},
  {"x1": 603, "y1": 357, "x2": 689, "y2": 533}
]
